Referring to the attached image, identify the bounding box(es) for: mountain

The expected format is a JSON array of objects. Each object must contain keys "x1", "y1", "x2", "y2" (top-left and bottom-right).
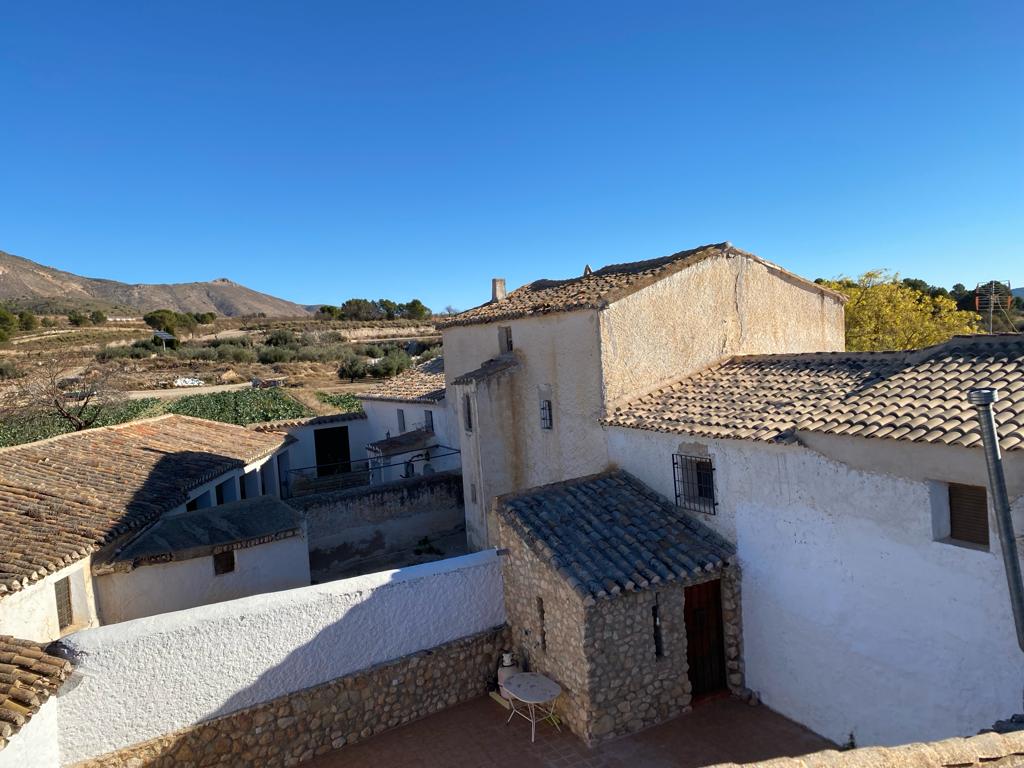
[
  {"x1": 1013, "y1": 287, "x2": 1024, "y2": 299},
  {"x1": 0, "y1": 250, "x2": 312, "y2": 317}
]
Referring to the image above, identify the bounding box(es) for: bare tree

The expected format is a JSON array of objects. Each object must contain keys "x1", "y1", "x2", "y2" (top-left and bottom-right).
[{"x1": 1, "y1": 350, "x2": 130, "y2": 432}]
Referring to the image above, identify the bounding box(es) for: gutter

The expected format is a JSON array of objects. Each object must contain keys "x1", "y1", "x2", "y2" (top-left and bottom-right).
[{"x1": 969, "y1": 387, "x2": 1024, "y2": 654}]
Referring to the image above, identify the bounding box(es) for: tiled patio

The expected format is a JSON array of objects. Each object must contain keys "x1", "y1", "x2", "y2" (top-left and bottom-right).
[{"x1": 308, "y1": 695, "x2": 833, "y2": 768}]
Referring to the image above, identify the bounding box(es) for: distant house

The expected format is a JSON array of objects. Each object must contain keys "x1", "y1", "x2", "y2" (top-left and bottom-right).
[
  {"x1": 0, "y1": 415, "x2": 307, "y2": 642},
  {"x1": 357, "y1": 356, "x2": 460, "y2": 483}
]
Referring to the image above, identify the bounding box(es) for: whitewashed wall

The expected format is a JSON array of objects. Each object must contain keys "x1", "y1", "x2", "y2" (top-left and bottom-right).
[
  {"x1": 0, "y1": 560, "x2": 98, "y2": 643},
  {"x1": 275, "y1": 417, "x2": 372, "y2": 476},
  {"x1": 607, "y1": 425, "x2": 1024, "y2": 746},
  {"x1": 0, "y1": 698, "x2": 60, "y2": 768},
  {"x1": 94, "y1": 535, "x2": 311, "y2": 624},
  {"x1": 57, "y1": 549, "x2": 505, "y2": 765}
]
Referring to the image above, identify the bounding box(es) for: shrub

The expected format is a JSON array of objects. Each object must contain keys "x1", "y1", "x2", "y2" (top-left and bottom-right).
[
  {"x1": 257, "y1": 345, "x2": 295, "y2": 364},
  {"x1": 176, "y1": 345, "x2": 218, "y2": 362},
  {"x1": 316, "y1": 392, "x2": 363, "y2": 412},
  {"x1": 0, "y1": 359, "x2": 22, "y2": 379},
  {"x1": 370, "y1": 348, "x2": 411, "y2": 378},
  {"x1": 337, "y1": 351, "x2": 368, "y2": 381},
  {"x1": 216, "y1": 344, "x2": 257, "y2": 364},
  {"x1": 167, "y1": 389, "x2": 311, "y2": 426},
  {"x1": 67, "y1": 310, "x2": 90, "y2": 327},
  {"x1": 89, "y1": 310, "x2": 107, "y2": 325},
  {"x1": 419, "y1": 345, "x2": 441, "y2": 361},
  {"x1": 265, "y1": 329, "x2": 297, "y2": 347},
  {"x1": 17, "y1": 311, "x2": 37, "y2": 331}
]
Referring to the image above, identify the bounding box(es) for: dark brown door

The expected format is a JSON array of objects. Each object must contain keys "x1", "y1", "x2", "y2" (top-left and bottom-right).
[
  {"x1": 684, "y1": 579, "x2": 727, "y2": 698},
  {"x1": 314, "y1": 426, "x2": 351, "y2": 476}
]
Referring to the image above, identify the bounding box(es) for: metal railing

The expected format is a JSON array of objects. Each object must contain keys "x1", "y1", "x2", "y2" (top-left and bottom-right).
[{"x1": 284, "y1": 445, "x2": 460, "y2": 498}]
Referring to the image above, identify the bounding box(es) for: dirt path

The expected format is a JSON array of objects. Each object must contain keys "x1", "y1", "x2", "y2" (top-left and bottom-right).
[{"x1": 125, "y1": 382, "x2": 252, "y2": 400}]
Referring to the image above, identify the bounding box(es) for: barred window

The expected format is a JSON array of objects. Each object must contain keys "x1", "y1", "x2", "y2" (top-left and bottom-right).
[
  {"x1": 673, "y1": 454, "x2": 717, "y2": 515},
  {"x1": 540, "y1": 399, "x2": 553, "y2": 430},
  {"x1": 55, "y1": 577, "x2": 73, "y2": 630},
  {"x1": 948, "y1": 483, "x2": 988, "y2": 547},
  {"x1": 213, "y1": 550, "x2": 236, "y2": 575},
  {"x1": 463, "y1": 395, "x2": 473, "y2": 432}
]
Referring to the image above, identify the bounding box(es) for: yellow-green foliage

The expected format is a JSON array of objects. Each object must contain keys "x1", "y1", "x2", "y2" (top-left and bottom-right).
[{"x1": 822, "y1": 271, "x2": 981, "y2": 351}]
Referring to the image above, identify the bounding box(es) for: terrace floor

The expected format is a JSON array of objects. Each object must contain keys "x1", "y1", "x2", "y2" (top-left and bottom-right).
[{"x1": 308, "y1": 694, "x2": 833, "y2": 768}]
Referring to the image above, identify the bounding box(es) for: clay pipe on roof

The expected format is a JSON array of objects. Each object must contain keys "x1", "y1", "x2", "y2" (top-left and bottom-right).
[{"x1": 969, "y1": 387, "x2": 1024, "y2": 654}]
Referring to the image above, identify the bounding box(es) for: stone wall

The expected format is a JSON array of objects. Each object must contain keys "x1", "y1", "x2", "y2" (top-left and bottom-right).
[
  {"x1": 289, "y1": 472, "x2": 463, "y2": 577},
  {"x1": 71, "y1": 625, "x2": 509, "y2": 768},
  {"x1": 499, "y1": 516, "x2": 592, "y2": 738}
]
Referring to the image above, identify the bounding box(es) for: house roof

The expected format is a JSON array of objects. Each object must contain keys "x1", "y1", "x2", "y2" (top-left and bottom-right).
[
  {"x1": 498, "y1": 470, "x2": 735, "y2": 605},
  {"x1": 249, "y1": 411, "x2": 367, "y2": 432},
  {"x1": 605, "y1": 335, "x2": 1024, "y2": 451},
  {"x1": 368, "y1": 427, "x2": 435, "y2": 456},
  {"x1": 0, "y1": 636, "x2": 72, "y2": 752},
  {"x1": 357, "y1": 356, "x2": 446, "y2": 404},
  {"x1": 0, "y1": 414, "x2": 288, "y2": 597},
  {"x1": 98, "y1": 497, "x2": 302, "y2": 572},
  {"x1": 438, "y1": 243, "x2": 843, "y2": 329},
  {"x1": 452, "y1": 354, "x2": 519, "y2": 386}
]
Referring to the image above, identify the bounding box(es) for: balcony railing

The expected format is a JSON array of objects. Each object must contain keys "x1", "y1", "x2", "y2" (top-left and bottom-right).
[{"x1": 284, "y1": 445, "x2": 461, "y2": 498}]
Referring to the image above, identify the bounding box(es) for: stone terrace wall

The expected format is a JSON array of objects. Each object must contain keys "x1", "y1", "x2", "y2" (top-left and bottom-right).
[
  {"x1": 71, "y1": 626, "x2": 509, "y2": 768},
  {"x1": 707, "y1": 729, "x2": 1024, "y2": 768},
  {"x1": 290, "y1": 472, "x2": 463, "y2": 577}
]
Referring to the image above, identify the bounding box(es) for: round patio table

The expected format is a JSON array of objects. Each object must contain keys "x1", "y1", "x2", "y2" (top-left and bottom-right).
[{"x1": 503, "y1": 672, "x2": 562, "y2": 743}]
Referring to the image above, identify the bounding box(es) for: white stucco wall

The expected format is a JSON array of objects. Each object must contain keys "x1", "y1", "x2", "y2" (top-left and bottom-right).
[
  {"x1": 607, "y1": 425, "x2": 1024, "y2": 746},
  {"x1": 93, "y1": 535, "x2": 311, "y2": 624},
  {"x1": 599, "y1": 254, "x2": 845, "y2": 408},
  {"x1": 273, "y1": 418, "x2": 372, "y2": 478},
  {"x1": 0, "y1": 697, "x2": 59, "y2": 768},
  {"x1": 57, "y1": 549, "x2": 506, "y2": 764},
  {"x1": 0, "y1": 560, "x2": 99, "y2": 643}
]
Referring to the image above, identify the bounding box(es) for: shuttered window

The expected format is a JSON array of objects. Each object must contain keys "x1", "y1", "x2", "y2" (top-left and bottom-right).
[
  {"x1": 949, "y1": 483, "x2": 989, "y2": 547},
  {"x1": 55, "y1": 577, "x2": 73, "y2": 630}
]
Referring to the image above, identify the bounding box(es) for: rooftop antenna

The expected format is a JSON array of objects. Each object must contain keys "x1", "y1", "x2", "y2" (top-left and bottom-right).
[{"x1": 974, "y1": 280, "x2": 1016, "y2": 334}]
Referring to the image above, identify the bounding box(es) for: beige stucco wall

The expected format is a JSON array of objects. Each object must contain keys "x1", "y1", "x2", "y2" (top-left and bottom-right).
[
  {"x1": 0, "y1": 558, "x2": 99, "y2": 643},
  {"x1": 444, "y1": 312, "x2": 609, "y2": 547},
  {"x1": 599, "y1": 253, "x2": 845, "y2": 408}
]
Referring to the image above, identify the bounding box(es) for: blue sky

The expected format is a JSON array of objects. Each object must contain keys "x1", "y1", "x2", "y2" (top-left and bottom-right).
[{"x1": 1, "y1": 2, "x2": 1021, "y2": 311}]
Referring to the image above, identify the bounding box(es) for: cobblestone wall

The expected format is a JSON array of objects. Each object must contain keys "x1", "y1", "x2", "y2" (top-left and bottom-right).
[{"x1": 71, "y1": 625, "x2": 509, "y2": 768}]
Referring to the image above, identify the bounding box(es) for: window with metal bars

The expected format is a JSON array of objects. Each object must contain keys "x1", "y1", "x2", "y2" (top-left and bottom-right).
[
  {"x1": 55, "y1": 576, "x2": 73, "y2": 630},
  {"x1": 673, "y1": 454, "x2": 717, "y2": 514},
  {"x1": 540, "y1": 399, "x2": 553, "y2": 430},
  {"x1": 948, "y1": 483, "x2": 989, "y2": 546},
  {"x1": 213, "y1": 550, "x2": 236, "y2": 575},
  {"x1": 463, "y1": 395, "x2": 473, "y2": 433}
]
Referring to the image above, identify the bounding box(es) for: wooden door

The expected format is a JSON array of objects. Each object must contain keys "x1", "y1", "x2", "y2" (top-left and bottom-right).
[
  {"x1": 314, "y1": 426, "x2": 351, "y2": 477},
  {"x1": 684, "y1": 579, "x2": 727, "y2": 698}
]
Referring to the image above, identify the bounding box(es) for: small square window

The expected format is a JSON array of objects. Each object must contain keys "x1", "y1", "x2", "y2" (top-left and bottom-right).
[
  {"x1": 397, "y1": 408, "x2": 406, "y2": 433},
  {"x1": 673, "y1": 454, "x2": 716, "y2": 515},
  {"x1": 55, "y1": 577, "x2": 73, "y2": 630},
  {"x1": 540, "y1": 399, "x2": 553, "y2": 430},
  {"x1": 213, "y1": 550, "x2": 236, "y2": 575}
]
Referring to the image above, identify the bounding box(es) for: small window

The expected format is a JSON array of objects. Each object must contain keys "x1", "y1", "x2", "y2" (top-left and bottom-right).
[
  {"x1": 55, "y1": 577, "x2": 73, "y2": 630},
  {"x1": 463, "y1": 395, "x2": 473, "y2": 433},
  {"x1": 470, "y1": 483, "x2": 478, "y2": 504},
  {"x1": 949, "y1": 483, "x2": 989, "y2": 546},
  {"x1": 673, "y1": 454, "x2": 716, "y2": 515},
  {"x1": 536, "y1": 596, "x2": 547, "y2": 651},
  {"x1": 540, "y1": 399, "x2": 553, "y2": 430},
  {"x1": 499, "y1": 325, "x2": 513, "y2": 353},
  {"x1": 423, "y1": 409, "x2": 434, "y2": 432},
  {"x1": 213, "y1": 550, "x2": 236, "y2": 575},
  {"x1": 397, "y1": 408, "x2": 406, "y2": 433},
  {"x1": 215, "y1": 481, "x2": 226, "y2": 505},
  {"x1": 652, "y1": 603, "x2": 664, "y2": 658},
  {"x1": 186, "y1": 498, "x2": 199, "y2": 512}
]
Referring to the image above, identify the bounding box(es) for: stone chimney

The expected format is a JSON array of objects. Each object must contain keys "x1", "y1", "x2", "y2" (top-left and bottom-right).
[{"x1": 492, "y1": 278, "x2": 507, "y2": 302}]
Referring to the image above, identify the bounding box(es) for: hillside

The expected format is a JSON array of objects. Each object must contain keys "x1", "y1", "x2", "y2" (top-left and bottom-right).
[{"x1": 0, "y1": 250, "x2": 312, "y2": 317}]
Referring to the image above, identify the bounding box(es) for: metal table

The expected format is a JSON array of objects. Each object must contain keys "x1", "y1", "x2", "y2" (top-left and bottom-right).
[{"x1": 503, "y1": 672, "x2": 562, "y2": 742}]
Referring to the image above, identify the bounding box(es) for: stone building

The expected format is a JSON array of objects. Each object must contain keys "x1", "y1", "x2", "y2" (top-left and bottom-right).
[
  {"x1": 496, "y1": 470, "x2": 740, "y2": 744},
  {"x1": 439, "y1": 242, "x2": 846, "y2": 549}
]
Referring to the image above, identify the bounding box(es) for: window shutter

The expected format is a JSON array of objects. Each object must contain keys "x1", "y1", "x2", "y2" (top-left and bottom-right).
[{"x1": 949, "y1": 483, "x2": 989, "y2": 546}]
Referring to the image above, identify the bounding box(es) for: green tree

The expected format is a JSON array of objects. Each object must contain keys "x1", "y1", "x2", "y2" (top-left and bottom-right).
[
  {"x1": 89, "y1": 310, "x2": 107, "y2": 325},
  {"x1": 17, "y1": 311, "x2": 37, "y2": 331},
  {"x1": 0, "y1": 307, "x2": 16, "y2": 342},
  {"x1": 398, "y1": 299, "x2": 431, "y2": 321},
  {"x1": 370, "y1": 348, "x2": 411, "y2": 378},
  {"x1": 67, "y1": 310, "x2": 90, "y2": 327},
  {"x1": 822, "y1": 270, "x2": 981, "y2": 351},
  {"x1": 337, "y1": 350, "x2": 368, "y2": 382},
  {"x1": 143, "y1": 309, "x2": 179, "y2": 333},
  {"x1": 339, "y1": 298, "x2": 382, "y2": 321}
]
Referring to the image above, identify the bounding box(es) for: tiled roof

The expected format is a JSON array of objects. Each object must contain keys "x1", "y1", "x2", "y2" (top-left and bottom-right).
[
  {"x1": 452, "y1": 354, "x2": 519, "y2": 385},
  {"x1": 358, "y1": 356, "x2": 445, "y2": 404},
  {"x1": 438, "y1": 243, "x2": 843, "y2": 328},
  {"x1": 0, "y1": 415, "x2": 287, "y2": 597},
  {"x1": 99, "y1": 497, "x2": 303, "y2": 571},
  {"x1": 605, "y1": 335, "x2": 1024, "y2": 451},
  {"x1": 0, "y1": 636, "x2": 71, "y2": 751},
  {"x1": 498, "y1": 471, "x2": 735, "y2": 605},
  {"x1": 368, "y1": 427, "x2": 435, "y2": 455},
  {"x1": 249, "y1": 411, "x2": 367, "y2": 432}
]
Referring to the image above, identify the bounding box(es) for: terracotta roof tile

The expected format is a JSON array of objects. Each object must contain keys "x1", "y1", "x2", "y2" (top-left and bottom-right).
[
  {"x1": 0, "y1": 415, "x2": 287, "y2": 597},
  {"x1": 452, "y1": 354, "x2": 519, "y2": 385},
  {"x1": 498, "y1": 470, "x2": 735, "y2": 604},
  {"x1": 605, "y1": 335, "x2": 1024, "y2": 452},
  {"x1": 357, "y1": 356, "x2": 445, "y2": 404},
  {"x1": 0, "y1": 635, "x2": 71, "y2": 751},
  {"x1": 438, "y1": 243, "x2": 843, "y2": 328}
]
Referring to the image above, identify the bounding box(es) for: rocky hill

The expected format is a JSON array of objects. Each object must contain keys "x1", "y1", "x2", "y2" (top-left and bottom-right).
[{"x1": 0, "y1": 250, "x2": 312, "y2": 317}]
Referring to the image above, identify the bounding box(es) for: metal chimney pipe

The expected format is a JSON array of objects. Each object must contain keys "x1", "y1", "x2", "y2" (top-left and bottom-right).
[{"x1": 968, "y1": 387, "x2": 1024, "y2": 654}]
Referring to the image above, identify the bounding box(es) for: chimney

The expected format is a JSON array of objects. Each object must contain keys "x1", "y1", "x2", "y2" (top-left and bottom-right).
[{"x1": 492, "y1": 278, "x2": 507, "y2": 302}]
